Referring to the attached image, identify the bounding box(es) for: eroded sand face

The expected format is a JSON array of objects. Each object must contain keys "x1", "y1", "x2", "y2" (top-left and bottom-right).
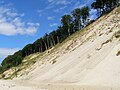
[
  {"x1": 0, "y1": 6, "x2": 120, "y2": 90},
  {"x1": 19, "y1": 7, "x2": 120, "y2": 86}
]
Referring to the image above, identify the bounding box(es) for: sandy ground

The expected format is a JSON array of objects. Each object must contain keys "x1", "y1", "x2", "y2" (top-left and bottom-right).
[
  {"x1": 0, "y1": 80, "x2": 40, "y2": 90},
  {"x1": 0, "y1": 6, "x2": 120, "y2": 90},
  {"x1": 1, "y1": 80, "x2": 120, "y2": 90}
]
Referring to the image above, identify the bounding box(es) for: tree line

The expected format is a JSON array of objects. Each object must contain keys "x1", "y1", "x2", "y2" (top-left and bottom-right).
[
  {"x1": 91, "y1": 0, "x2": 120, "y2": 16},
  {"x1": 0, "y1": 0, "x2": 119, "y2": 73}
]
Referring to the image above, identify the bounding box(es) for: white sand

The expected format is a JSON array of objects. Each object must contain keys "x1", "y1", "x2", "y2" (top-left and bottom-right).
[{"x1": 0, "y1": 7, "x2": 120, "y2": 90}]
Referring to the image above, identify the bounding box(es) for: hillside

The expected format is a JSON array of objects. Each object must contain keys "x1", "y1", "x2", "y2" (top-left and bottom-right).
[
  {"x1": 0, "y1": 6, "x2": 120, "y2": 90},
  {"x1": 19, "y1": 6, "x2": 120, "y2": 83}
]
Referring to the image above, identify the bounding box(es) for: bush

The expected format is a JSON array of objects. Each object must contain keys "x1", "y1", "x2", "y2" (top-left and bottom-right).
[{"x1": 1, "y1": 50, "x2": 23, "y2": 72}]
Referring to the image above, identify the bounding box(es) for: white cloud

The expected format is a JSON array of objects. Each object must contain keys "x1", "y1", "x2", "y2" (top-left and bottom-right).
[
  {"x1": 56, "y1": 0, "x2": 70, "y2": 5},
  {"x1": 0, "y1": 48, "x2": 19, "y2": 58},
  {"x1": 48, "y1": 0, "x2": 70, "y2": 5},
  {"x1": 73, "y1": 1, "x2": 86, "y2": 9},
  {"x1": 47, "y1": 0, "x2": 71, "y2": 9},
  {"x1": 37, "y1": 0, "x2": 74, "y2": 16},
  {"x1": 0, "y1": 22, "x2": 17, "y2": 36},
  {"x1": 12, "y1": 17, "x2": 24, "y2": 27},
  {"x1": 53, "y1": 6, "x2": 67, "y2": 13},
  {"x1": 49, "y1": 23, "x2": 58, "y2": 27},
  {"x1": 26, "y1": 26, "x2": 38, "y2": 35},
  {"x1": 27, "y1": 22, "x2": 40, "y2": 26},
  {"x1": 37, "y1": 9, "x2": 43, "y2": 16},
  {"x1": 47, "y1": 16, "x2": 55, "y2": 20},
  {"x1": 0, "y1": 5, "x2": 40, "y2": 36}
]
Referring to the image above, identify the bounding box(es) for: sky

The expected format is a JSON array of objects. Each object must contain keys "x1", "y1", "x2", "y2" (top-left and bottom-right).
[{"x1": 0, "y1": 0, "x2": 96, "y2": 62}]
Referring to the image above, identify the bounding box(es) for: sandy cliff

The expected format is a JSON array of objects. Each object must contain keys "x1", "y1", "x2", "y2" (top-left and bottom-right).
[{"x1": 0, "y1": 6, "x2": 120, "y2": 90}]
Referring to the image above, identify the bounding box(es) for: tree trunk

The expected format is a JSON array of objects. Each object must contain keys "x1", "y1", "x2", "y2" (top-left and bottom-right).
[
  {"x1": 44, "y1": 41, "x2": 47, "y2": 50},
  {"x1": 68, "y1": 27, "x2": 70, "y2": 36},
  {"x1": 57, "y1": 36, "x2": 60, "y2": 43},
  {"x1": 78, "y1": 20, "x2": 80, "y2": 30},
  {"x1": 50, "y1": 41, "x2": 53, "y2": 47},
  {"x1": 52, "y1": 37, "x2": 55, "y2": 46},
  {"x1": 47, "y1": 38, "x2": 49, "y2": 49}
]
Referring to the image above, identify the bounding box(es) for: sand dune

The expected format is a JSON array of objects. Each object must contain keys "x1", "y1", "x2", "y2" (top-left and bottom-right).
[
  {"x1": 0, "y1": 6, "x2": 120, "y2": 90},
  {"x1": 21, "y1": 6, "x2": 120, "y2": 85}
]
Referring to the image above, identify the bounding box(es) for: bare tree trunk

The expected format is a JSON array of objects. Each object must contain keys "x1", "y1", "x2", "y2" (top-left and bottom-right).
[
  {"x1": 50, "y1": 41, "x2": 53, "y2": 47},
  {"x1": 43, "y1": 41, "x2": 47, "y2": 50},
  {"x1": 52, "y1": 37, "x2": 55, "y2": 46},
  {"x1": 47, "y1": 38, "x2": 49, "y2": 49},
  {"x1": 68, "y1": 27, "x2": 70, "y2": 36},
  {"x1": 78, "y1": 21, "x2": 80, "y2": 30},
  {"x1": 57, "y1": 36, "x2": 60, "y2": 43}
]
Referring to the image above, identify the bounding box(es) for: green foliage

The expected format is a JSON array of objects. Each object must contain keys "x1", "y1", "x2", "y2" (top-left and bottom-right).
[
  {"x1": 91, "y1": 0, "x2": 119, "y2": 16},
  {"x1": 72, "y1": 8, "x2": 82, "y2": 30},
  {"x1": 61, "y1": 14, "x2": 73, "y2": 36},
  {"x1": 22, "y1": 44, "x2": 33, "y2": 57},
  {"x1": 1, "y1": 50, "x2": 23, "y2": 73},
  {"x1": 81, "y1": 6, "x2": 90, "y2": 26},
  {"x1": 0, "y1": 66, "x2": 2, "y2": 73}
]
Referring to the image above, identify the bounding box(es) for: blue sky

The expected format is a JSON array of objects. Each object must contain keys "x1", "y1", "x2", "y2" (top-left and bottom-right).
[{"x1": 0, "y1": 0, "x2": 96, "y2": 62}]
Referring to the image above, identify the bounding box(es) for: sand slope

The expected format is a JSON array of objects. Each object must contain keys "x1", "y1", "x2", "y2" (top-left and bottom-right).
[
  {"x1": 0, "y1": 6, "x2": 120, "y2": 90},
  {"x1": 21, "y1": 6, "x2": 120, "y2": 85}
]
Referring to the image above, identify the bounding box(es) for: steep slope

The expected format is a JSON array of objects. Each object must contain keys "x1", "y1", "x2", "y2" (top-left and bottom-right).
[
  {"x1": 1, "y1": 6, "x2": 120, "y2": 90},
  {"x1": 18, "y1": 6, "x2": 120, "y2": 85}
]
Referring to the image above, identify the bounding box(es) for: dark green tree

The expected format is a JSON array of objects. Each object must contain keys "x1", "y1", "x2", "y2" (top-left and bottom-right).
[
  {"x1": 61, "y1": 14, "x2": 73, "y2": 36},
  {"x1": 81, "y1": 6, "x2": 90, "y2": 26},
  {"x1": 72, "y1": 8, "x2": 81, "y2": 30},
  {"x1": 91, "y1": 0, "x2": 119, "y2": 16}
]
